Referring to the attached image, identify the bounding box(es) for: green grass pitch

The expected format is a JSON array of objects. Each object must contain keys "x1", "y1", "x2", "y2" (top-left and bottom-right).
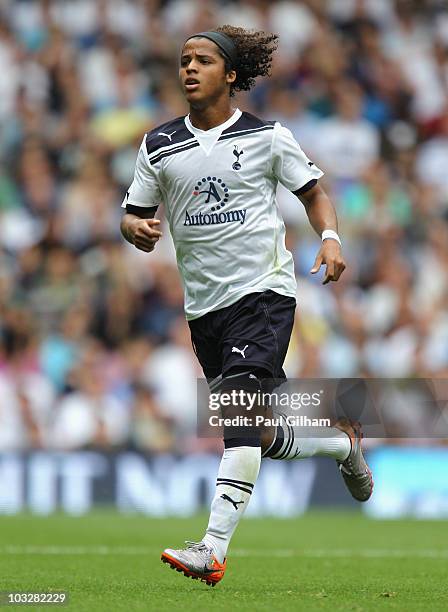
[{"x1": 0, "y1": 511, "x2": 447, "y2": 611}]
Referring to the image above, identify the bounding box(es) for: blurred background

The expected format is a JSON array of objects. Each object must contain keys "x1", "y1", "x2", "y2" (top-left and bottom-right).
[{"x1": 1, "y1": 0, "x2": 448, "y2": 517}]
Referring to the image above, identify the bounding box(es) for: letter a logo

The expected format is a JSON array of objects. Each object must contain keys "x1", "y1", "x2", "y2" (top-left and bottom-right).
[
  {"x1": 193, "y1": 176, "x2": 230, "y2": 212},
  {"x1": 200, "y1": 181, "x2": 221, "y2": 204}
]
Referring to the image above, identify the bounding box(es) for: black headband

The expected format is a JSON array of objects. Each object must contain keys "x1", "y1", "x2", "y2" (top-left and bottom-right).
[{"x1": 186, "y1": 31, "x2": 238, "y2": 67}]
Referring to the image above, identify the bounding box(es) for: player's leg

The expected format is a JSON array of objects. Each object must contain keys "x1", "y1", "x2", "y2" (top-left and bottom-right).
[
  {"x1": 237, "y1": 291, "x2": 348, "y2": 462},
  {"x1": 261, "y1": 412, "x2": 351, "y2": 461},
  {"x1": 262, "y1": 415, "x2": 373, "y2": 501},
  {"x1": 248, "y1": 291, "x2": 373, "y2": 501},
  {"x1": 161, "y1": 368, "x2": 264, "y2": 585},
  {"x1": 161, "y1": 308, "x2": 265, "y2": 586},
  {"x1": 169, "y1": 290, "x2": 292, "y2": 574},
  {"x1": 201, "y1": 368, "x2": 264, "y2": 562}
]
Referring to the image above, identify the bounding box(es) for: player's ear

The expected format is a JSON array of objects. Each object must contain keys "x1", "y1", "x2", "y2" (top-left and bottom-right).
[{"x1": 226, "y1": 70, "x2": 236, "y2": 85}]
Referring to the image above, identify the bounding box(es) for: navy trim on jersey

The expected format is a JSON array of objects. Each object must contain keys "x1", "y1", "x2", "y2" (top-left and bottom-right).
[
  {"x1": 149, "y1": 141, "x2": 200, "y2": 165},
  {"x1": 146, "y1": 111, "x2": 276, "y2": 165},
  {"x1": 145, "y1": 116, "x2": 190, "y2": 157},
  {"x1": 221, "y1": 111, "x2": 275, "y2": 135},
  {"x1": 218, "y1": 124, "x2": 274, "y2": 142}
]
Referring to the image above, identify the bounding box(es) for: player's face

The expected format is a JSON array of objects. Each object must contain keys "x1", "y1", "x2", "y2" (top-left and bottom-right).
[{"x1": 179, "y1": 38, "x2": 236, "y2": 107}]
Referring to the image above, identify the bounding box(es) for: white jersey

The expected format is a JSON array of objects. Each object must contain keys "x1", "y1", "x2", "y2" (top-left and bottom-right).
[{"x1": 122, "y1": 109, "x2": 323, "y2": 320}]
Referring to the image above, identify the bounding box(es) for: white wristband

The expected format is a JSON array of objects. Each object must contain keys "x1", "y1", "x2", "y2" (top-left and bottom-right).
[{"x1": 321, "y1": 229, "x2": 341, "y2": 246}]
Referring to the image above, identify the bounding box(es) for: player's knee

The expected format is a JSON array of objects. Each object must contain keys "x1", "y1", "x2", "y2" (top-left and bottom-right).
[{"x1": 219, "y1": 368, "x2": 266, "y2": 448}]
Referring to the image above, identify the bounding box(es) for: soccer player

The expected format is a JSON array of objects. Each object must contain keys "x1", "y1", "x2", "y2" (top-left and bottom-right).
[{"x1": 120, "y1": 26, "x2": 373, "y2": 586}]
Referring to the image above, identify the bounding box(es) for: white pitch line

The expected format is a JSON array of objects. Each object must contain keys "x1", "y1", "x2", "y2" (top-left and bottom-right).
[
  {"x1": 2, "y1": 546, "x2": 151, "y2": 556},
  {"x1": 1, "y1": 546, "x2": 448, "y2": 559},
  {"x1": 305, "y1": 549, "x2": 448, "y2": 559}
]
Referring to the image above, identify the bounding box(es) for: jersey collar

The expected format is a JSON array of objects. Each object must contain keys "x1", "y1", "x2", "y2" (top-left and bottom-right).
[
  {"x1": 184, "y1": 108, "x2": 242, "y2": 156},
  {"x1": 184, "y1": 108, "x2": 242, "y2": 135}
]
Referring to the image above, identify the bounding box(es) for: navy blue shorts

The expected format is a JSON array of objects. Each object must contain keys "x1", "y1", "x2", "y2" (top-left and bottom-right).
[{"x1": 188, "y1": 290, "x2": 296, "y2": 381}]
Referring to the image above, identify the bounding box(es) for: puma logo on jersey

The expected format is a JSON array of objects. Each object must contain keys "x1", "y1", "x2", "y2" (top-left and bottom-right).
[
  {"x1": 220, "y1": 494, "x2": 245, "y2": 511},
  {"x1": 158, "y1": 131, "x2": 176, "y2": 141},
  {"x1": 232, "y1": 344, "x2": 248, "y2": 358}
]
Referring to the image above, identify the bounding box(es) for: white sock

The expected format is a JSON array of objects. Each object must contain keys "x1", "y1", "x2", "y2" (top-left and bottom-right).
[
  {"x1": 263, "y1": 419, "x2": 350, "y2": 461},
  {"x1": 202, "y1": 446, "x2": 261, "y2": 563}
]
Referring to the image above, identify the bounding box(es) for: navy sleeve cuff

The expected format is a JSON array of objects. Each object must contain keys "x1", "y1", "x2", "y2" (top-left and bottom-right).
[
  {"x1": 125, "y1": 204, "x2": 159, "y2": 218},
  {"x1": 295, "y1": 179, "x2": 317, "y2": 195}
]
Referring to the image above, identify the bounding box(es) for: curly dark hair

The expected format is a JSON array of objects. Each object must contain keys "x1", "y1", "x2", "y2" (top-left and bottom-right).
[{"x1": 215, "y1": 25, "x2": 279, "y2": 97}]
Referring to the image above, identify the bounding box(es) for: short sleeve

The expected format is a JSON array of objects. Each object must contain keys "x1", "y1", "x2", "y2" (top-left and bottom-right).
[
  {"x1": 121, "y1": 137, "x2": 162, "y2": 210},
  {"x1": 271, "y1": 122, "x2": 323, "y2": 192}
]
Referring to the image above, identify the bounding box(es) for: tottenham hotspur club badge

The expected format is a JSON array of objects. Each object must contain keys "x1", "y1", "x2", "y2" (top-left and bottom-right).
[{"x1": 232, "y1": 145, "x2": 244, "y2": 170}]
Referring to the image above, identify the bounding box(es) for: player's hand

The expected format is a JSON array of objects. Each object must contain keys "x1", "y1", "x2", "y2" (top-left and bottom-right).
[
  {"x1": 130, "y1": 218, "x2": 162, "y2": 252},
  {"x1": 310, "y1": 240, "x2": 346, "y2": 284}
]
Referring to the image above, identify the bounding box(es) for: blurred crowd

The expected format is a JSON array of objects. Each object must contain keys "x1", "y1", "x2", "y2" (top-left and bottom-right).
[{"x1": 1, "y1": 0, "x2": 448, "y2": 452}]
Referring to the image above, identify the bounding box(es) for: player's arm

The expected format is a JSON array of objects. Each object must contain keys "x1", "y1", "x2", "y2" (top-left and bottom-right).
[
  {"x1": 294, "y1": 182, "x2": 346, "y2": 285},
  {"x1": 271, "y1": 122, "x2": 346, "y2": 283},
  {"x1": 120, "y1": 136, "x2": 164, "y2": 253},
  {"x1": 120, "y1": 204, "x2": 162, "y2": 253}
]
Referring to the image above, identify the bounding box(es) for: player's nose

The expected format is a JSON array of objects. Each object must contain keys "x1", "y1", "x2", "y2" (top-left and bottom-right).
[{"x1": 186, "y1": 62, "x2": 199, "y2": 73}]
